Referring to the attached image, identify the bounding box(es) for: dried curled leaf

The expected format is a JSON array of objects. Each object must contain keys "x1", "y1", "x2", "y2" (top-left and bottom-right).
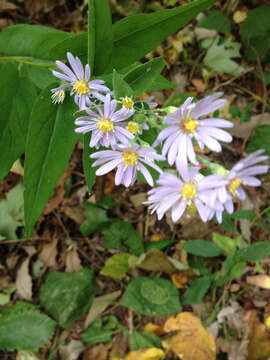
[{"x1": 163, "y1": 312, "x2": 216, "y2": 360}]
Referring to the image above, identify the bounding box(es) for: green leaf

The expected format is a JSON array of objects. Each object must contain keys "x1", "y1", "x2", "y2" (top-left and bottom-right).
[
  {"x1": 109, "y1": 0, "x2": 216, "y2": 70},
  {"x1": 202, "y1": 36, "x2": 245, "y2": 75},
  {"x1": 24, "y1": 86, "x2": 78, "y2": 238},
  {"x1": 83, "y1": 133, "x2": 97, "y2": 193},
  {"x1": 236, "y1": 242, "x2": 270, "y2": 262},
  {"x1": 230, "y1": 262, "x2": 246, "y2": 279},
  {"x1": 80, "y1": 202, "x2": 109, "y2": 236},
  {"x1": 212, "y1": 233, "x2": 236, "y2": 255},
  {"x1": 113, "y1": 70, "x2": 134, "y2": 100},
  {"x1": 100, "y1": 253, "x2": 138, "y2": 279},
  {"x1": 247, "y1": 125, "x2": 270, "y2": 157},
  {"x1": 123, "y1": 57, "x2": 165, "y2": 97},
  {"x1": 120, "y1": 277, "x2": 181, "y2": 317},
  {"x1": 144, "y1": 238, "x2": 177, "y2": 252},
  {"x1": 0, "y1": 25, "x2": 71, "y2": 59},
  {"x1": 182, "y1": 240, "x2": 223, "y2": 257},
  {"x1": 129, "y1": 331, "x2": 162, "y2": 351},
  {"x1": 23, "y1": 65, "x2": 55, "y2": 90},
  {"x1": 230, "y1": 210, "x2": 256, "y2": 220},
  {"x1": 181, "y1": 275, "x2": 214, "y2": 305},
  {"x1": 81, "y1": 315, "x2": 121, "y2": 346},
  {"x1": 240, "y1": 6, "x2": 270, "y2": 63},
  {"x1": 103, "y1": 221, "x2": 144, "y2": 256},
  {"x1": 40, "y1": 268, "x2": 96, "y2": 329},
  {"x1": 198, "y1": 10, "x2": 232, "y2": 34},
  {"x1": 0, "y1": 64, "x2": 37, "y2": 181},
  {"x1": 0, "y1": 302, "x2": 55, "y2": 350},
  {"x1": 88, "y1": 0, "x2": 113, "y2": 75}
]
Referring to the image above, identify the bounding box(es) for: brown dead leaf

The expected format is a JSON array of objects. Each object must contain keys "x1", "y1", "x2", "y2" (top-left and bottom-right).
[
  {"x1": 125, "y1": 348, "x2": 165, "y2": 360},
  {"x1": 171, "y1": 273, "x2": 188, "y2": 289},
  {"x1": 65, "y1": 249, "x2": 82, "y2": 273},
  {"x1": 229, "y1": 113, "x2": 270, "y2": 139},
  {"x1": 84, "y1": 290, "x2": 121, "y2": 328},
  {"x1": 246, "y1": 275, "x2": 270, "y2": 289},
  {"x1": 83, "y1": 343, "x2": 111, "y2": 360},
  {"x1": 245, "y1": 310, "x2": 270, "y2": 360},
  {"x1": 59, "y1": 340, "x2": 85, "y2": 360},
  {"x1": 163, "y1": 312, "x2": 216, "y2": 360},
  {"x1": 15, "y1": 258, "x2": 32, "y2": 301},
  {"x1": 191, "y1": 79, "x2": 207, "y2": 93},
  {"x1": 38, "y1": 238, "x2": 58, "y2": 268},
  {"x1": 137, "y1": 249, "x2": 176, "y2": 273}
]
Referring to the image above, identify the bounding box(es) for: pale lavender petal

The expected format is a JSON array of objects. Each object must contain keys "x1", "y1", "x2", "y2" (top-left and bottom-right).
[
  {"x1": 56, "y1": 60, "x2": 77, "y2": 81},
  {"x1": 115, "y1": 163, "x2": 125, "y2": 185},
  {"x1": 139, "y1": 163, "x2": 154, "y2": 186},
  {"x1": 96, "y1": 158, "x2": 122, "y2": 176},
  {"x1": 52, "y1": 70, "x2": 73, "y2": 82},
  {"x1": 200, "y1": 118, "x2": 234, "y2": 128},
  {"x1": 171, "y1": 200, "x2": 187, "y2": 222}
]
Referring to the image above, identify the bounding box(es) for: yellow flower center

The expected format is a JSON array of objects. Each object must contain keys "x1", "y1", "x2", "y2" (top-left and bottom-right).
[
  {"x1": 182, "y1": 183, "x2": 197, "y2": 199},
  {"x1": 122, "y1": 150, "x2": 138, "y2": 169},
  {"x1": 122, "y1": 96, "x2": 134, "y2": 109},
  {"x1": 74, "y1": 80, "x2": 89, "y2": 96},
  {"x1": 97, "y1": 117, "x2": 114, "y2": 136},
  {"x1": 228, "y1": 177, "x2": 241, "y2": 196},
  {"x1": 127, "y1": 121, "x2": 140, "y2": 134},
  {"x1": 181, "y1": 117, "x2": 198, "y2": 133}
]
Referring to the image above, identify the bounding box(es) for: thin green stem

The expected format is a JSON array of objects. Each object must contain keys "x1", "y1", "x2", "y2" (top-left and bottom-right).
[{"x1": 0, "y1": 56, "x2": 55, "y2": 67}]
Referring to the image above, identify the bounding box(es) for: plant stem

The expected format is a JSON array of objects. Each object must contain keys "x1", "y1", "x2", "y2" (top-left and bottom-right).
[{"x1": 0, "y1": 56, "x2": 55, "y2": 67}]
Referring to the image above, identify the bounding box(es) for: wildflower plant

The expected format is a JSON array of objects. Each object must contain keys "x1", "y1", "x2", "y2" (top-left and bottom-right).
[{"x1": 0, "y1": 0, "x2": 268, "y2": 238}]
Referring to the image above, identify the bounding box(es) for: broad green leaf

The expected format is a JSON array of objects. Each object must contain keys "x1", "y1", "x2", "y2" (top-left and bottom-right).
[
  {"x1": 113, "y1": 70, "x2": 134, "y2": 100},
  {"x1": 240, "y1": 6, "x2": 270, "y2": 63},
  {"x1": 144, "y1": 238, "x2": 177, "y2": 252},
  {"x1": 120, "y1": 277, "x2": 181, "y2": 317},
  {"x1": 23, "y1": 65, "x2": 55, "y2": 90},
  {"x1": 129, "y1": 331, "x2": 162, "y2": 351},
  {"x1": 230, "y1": 262, "x2": 246, "y2": 279},
  {"x1": 109, "y1": 0, "x2": 216, "y2": 70},
  {"x1": 81, "y1": 315, "x2": 121, "y2": 346},
  {"x1": 24, "y1": 86, "x2": 78, "y2": 238},
  {"x1": 123, "y1": 57, "x2": 165, "y2": 97},
  {"x1": 103, "y1": 221, "x2": 144, "y2": 256},
  {"x1": 80, "y1": 203, "x2": 109, "y2": 236},
  {"x1": 198, "y1": 10, "x2": 232, "y2": 34},
  {"x1": 0, "y1": 64, "x2": 37, "y2": 181},
  {"x1": 247, "y1": 125, "x2": 270, "y2": 157},
  {"x1": 212, "y1": 233, "x2": 236, "y2": 255},
  {"x1": 0, "y1": 25, "x2": 71, "y2": 59},
  {"x1": 88, "y1": 0, "x2": 113, "y2": 75},
  {"x1": 230, "y1": 210, "x2": 256, "y2": 220},
  {"x1": 236, "y1": 242, "x2": 270, "y2": 262},
  {"x1": 40, "y1": 268, "x2": 96, "y2": 329},
  {"x1": 0, "y1": 302, "x2": 55, "y2": 350},
  {"x1": 49, "y1": 33, "x2": 88, "y2": 64},
  {"x1": 181, "y1": 275, "x2": 214, "y2": 305},
  {"x1": 202, "y1": 36, "x2": 245, "y2": 75},
  {"x1": 182, "y1": 240, "x2": 223, "y2": 257},
  {"x1": 83, "y1": 133, "x2": 97, "y2": 193},
  {"x1": 100, "y1": 253, "x2": 138, "y2": 279}
]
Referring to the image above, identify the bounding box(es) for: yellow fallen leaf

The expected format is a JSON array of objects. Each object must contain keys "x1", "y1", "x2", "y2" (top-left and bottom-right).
[
  {"x1": 125, "y1": 348, "x2": 165, "y2": 360},
  {"x1": 264, "y1": 316, "x2": 270, "y2": 330},
  {"x1": 246, "y1": 275, "x2": 270, "y2": 289},
  {"x1": 163, "y1": 312, "x2": 216, "y2": 360},
  {"x1": 171, "y1": 273, "x2": 188, "y2": 289},
  {"x1": 150, "y1": 234, "x2": 161, "y2": 242},
  {"x1": 233, "y1": 10, "x2": 247, "y2": 23},
  {"x1": 143, "y1": 323, "x2": 160, "y2": 333}
]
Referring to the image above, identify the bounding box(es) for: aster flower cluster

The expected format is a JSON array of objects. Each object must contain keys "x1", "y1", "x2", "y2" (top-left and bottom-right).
[{"x1": 51, "y1": 52, "x2": 269, "y2": 225}]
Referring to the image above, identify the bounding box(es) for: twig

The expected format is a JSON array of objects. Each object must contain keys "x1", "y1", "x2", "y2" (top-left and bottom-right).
[{"x1": 213, "y1": 66, "x2": 255, "y2": 92}]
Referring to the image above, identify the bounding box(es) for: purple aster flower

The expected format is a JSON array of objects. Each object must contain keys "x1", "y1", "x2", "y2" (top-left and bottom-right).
[
  {"x1": 75, "y1": 94, "x2": 135, "y2": 148},
  {"x1": 145, "y1": 160, "x2": 226, "y2": 223},
  {"x1": 153, "y1": 93, "x2": 233, "y2": 171},
  {"x1": 207, "y1": 149, "x2": 269, "y2": 222},
  {"x1": 51, "y1": 52, "x2": 110, "y2": 109},
  {"x1": 90, "y1": 144, "x2": 164, "y2": 187}
]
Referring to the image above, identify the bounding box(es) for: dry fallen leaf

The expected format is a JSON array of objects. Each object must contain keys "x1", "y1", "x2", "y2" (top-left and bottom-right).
[
  {"x1": 83, "y1": 343, "x2": 111, "y2": 360},
  {"x1": 229, "y1": 113, "x2": 270, "y2": 139},
  {"x1": 191, "y1": 79, "x2": 207, "y2": 93},
  {"x1": 137, "y1": 249, "x2": 176, "y2": 273},
  {"x1": 163, "y1": 312, "x2": 216, "y2": 360},
  {"x1": 84, "y1": 290, "x2": 121, "y2": 328},
  {"x1": 15, "y1": 257, "x2": 32, "y2": 301},
  {"x1": 246, "y1": 275, "x2": 270, "y2": 289},
  {"x1": 59, "y1": 340, "x2": 85, "y2": 360},
  {"x1": 125, "y1": 348, "x2": 165, "y2": 360},
  {"x1": 171, "y1": 273, "x2": 188, "y2": 289},
  {"x1": 245, "y1": 310, "x2": 270, "y2": 360},
  {"x1": 65, "y1": 249, "x2": 82, "y2": 273},
  {"x1": 38, "y1": 238, "x2": 58, "y2": 268}
]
